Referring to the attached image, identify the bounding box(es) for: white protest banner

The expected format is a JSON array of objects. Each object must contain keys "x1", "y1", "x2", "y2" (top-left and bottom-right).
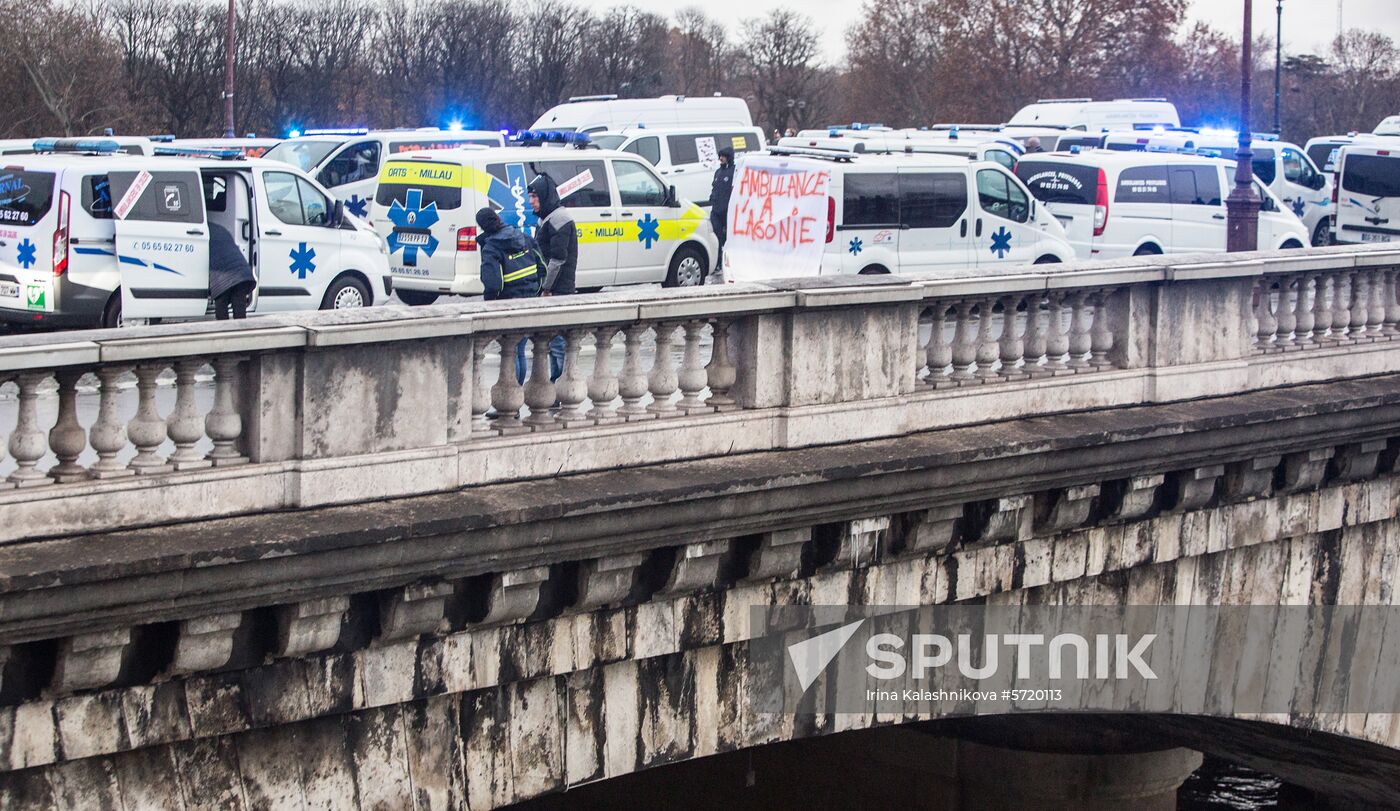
[
  {"x1": 696, "y1": 136, "x2": 719, "y2": 170},
  {"x1": 114, "y1": 170, "x2": 153, "y2": 220},
  {"x1": 557, "y1": 169, "x2": 594, "y2": 200},
  {"x1": 724, "y1": 156, "x2": 831, "y2": 281}
]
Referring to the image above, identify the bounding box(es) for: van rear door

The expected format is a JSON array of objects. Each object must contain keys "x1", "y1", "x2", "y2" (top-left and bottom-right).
[
  {"x1": 1336, "y1": 148, "x2": 1400, "y2": 244},
  {"x1": 0, "y1": 167, "x2": 59, "y2": 315},
  {"x1": 375, "y1": 159, "x2": 464, "y2": 289},
  {"x1": 109, "y1": 169, "x2": 210, "y2": 319},
  {"x1": 1016, "y1": 160, "x2": 1098, "y2": 258}
]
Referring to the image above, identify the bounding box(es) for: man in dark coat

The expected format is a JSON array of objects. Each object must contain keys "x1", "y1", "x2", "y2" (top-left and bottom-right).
[
  {"x1": 709, "y1": 146, "x2": 735, "y2": 281},
  {"x1": 208, "y1": 222, "x2": 256, "y2": 319},
  {"x1": 476, "y1": 208, "x2": 541, "y2": 301},
  {"x1": 528, "y1": 174, "x2": 577, "y2": 296}
]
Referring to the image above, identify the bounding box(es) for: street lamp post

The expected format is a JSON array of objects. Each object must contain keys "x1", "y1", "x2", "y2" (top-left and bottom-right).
[
  {"x1": 1227, "y1": 0, "x2": 1260, "y2": 252},
  {"x1": 1274, "y1": 0, "x2": 1284, "y2": 134},
  {"x1": 222, "y1": 0, "x2": 236, "y2": 138}
]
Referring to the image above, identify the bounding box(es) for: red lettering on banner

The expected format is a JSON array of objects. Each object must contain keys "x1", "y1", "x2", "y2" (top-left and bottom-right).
[{"x1": 730, "y1": 166, "x2": 830, "y2": 250}]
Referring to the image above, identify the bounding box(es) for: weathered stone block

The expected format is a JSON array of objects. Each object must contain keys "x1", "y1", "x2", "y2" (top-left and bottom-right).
[
  {"x1": 184, "y1": 672, "x2": 249, "y2": 738},
  {"x1": 661, "y1": 540, "x2": 735, "y2": 595},
  {"x1": 1169, "y1": 464, "x2": 1224, "y2": 511},
  {"x1": 745, "y1": 527, "x2": 810, "y2": 581},
  {"x1": 1107, "y1": 474, "x2": 1165, "y2": 521},
  {"x1": 481, "y1": 566, "x2": 551, "y2": 626},
  {"x1": 379, "y1": 581, "x2": 453, "y2": 641},
  {"x1": 1278, "y1": 447, "x2": 1333, "y2": 493},
  {"x1": 120, "y1": 681, "x2": 192, "y2": 750},
  {"x1": 1035, "y1": 484, "x2": 1101, "y2": 534},
  {"x1": 898, "y1": 504, "x2": 963, "y2": 555},
  {"x1": 577, "y1": 552, "x2": 648, "y2": 610},
  {"x1": 275, "y1": 595, "x2": 349, "y2": 658},
  {"x1": 1223, "y1": 455, "x2": 1281, "y2": 501},
  {"x1": 54, "y1": 692, "x2": 126, "y2": 761},
  {"x1": 6, "y1": 702, "x2": 57, "y2": 771},
  {"x1": 170, "y1": 612, "x2": 244, "y2": 676},
  {"x1": 829, "y1": 517, "x2": 888, "y2": 568},
  {"x1": 970, "y1": 495, "x2": 1032, "y2": 545},
  {"x1": 53, "y1": 628, "x2": 132, "y2": 693},
  {"x1": 242, "y1": 659, "x2": 312, "y2": 728},
  {"x1": 1331, "y1": 439, "x2": 1389, "y2": 482}
]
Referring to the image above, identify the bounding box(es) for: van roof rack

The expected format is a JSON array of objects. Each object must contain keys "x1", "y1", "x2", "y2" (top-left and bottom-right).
[
  {"x1": 930, "y1": 124, "x2": 1003, "y2": 132},
  {"x1": 153, "y1": 146, "x2": 244, "y2": 160},
  {"x1": 1035, "y1": 98, "x2": 1092, "y2": 104},
  {"x1": 32, "y1": 138, "x2": 121, "y2": 154},
  {"x1": 770, "y1": 138, "x2": 862, "y2": 161},
  {"x1": 568, "y1": 94, "x2": 618, "y2": 103}
]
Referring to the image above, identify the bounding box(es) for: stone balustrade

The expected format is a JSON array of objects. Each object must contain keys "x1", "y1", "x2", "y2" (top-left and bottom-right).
[{"x1": 1, "y1": 244, "x2": 1398, "y2": 544}]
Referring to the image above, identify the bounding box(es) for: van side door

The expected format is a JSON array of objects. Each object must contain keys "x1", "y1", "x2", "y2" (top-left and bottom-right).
[
  {"x1": 611, "y1": 158, "x2": 678, "y2": 284},
  {"x1": 897, "y1": 169, "x2": 971, "y2": 273},
  {"x1": 1168, "y1": 164, "x2": 1226, "y2": 252},
  {"x1": 108, "y1": 169, "x2": 211, "y2": 319},
  {"x1": 972, "y1": 167, "x2": 1038, "y2": 266},
  {"x1": 254, "y1": 168, "x2": 342, "y2": 311},
  {"x1": 837, "y1": 171, "x2": 900, "y2": 273}
]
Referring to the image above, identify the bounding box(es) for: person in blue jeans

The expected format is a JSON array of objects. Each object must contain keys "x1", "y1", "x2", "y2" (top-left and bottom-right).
[{"x1": 513, "y1": 174, "x2": 576, "y2": 383}]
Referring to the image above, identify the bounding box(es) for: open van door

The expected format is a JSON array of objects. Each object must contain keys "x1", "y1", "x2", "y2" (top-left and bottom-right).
[{"x1": 109, "y1": 169, "x2": 210, "y2": 319}]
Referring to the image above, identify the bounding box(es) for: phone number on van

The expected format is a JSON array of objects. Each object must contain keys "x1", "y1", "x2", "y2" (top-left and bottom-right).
[{"x1": 132, "y1": 241, "x2": 197, "y2": 253}]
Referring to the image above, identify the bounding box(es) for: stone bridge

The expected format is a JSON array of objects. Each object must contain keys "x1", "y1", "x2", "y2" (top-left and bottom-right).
[{"x1": 1, "y1": 245, "x2": 1400, "y2": 808}]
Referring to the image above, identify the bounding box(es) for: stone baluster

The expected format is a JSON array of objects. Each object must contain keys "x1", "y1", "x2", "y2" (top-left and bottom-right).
[
  {"x1": 997, "y1": 294, "x2": 1024, "y2": 379},
  {"x1": 647, "y1": 322, "x2": 680, "y2": 416},
  {"x1": 523, "y1": 332, "x2": 559, "y2": 430},
  {"x1": 705, "y1": 319, "x2": 738, "y2": 410},
  {"x1": 91, "y1": 366, "x2": 133, "y2": 478},
  {"x1": 1384, "y1": 269, "x2": 1400, "y2": 336},
  {"x1": 924, "y1": 303, "x2": 952, "y2": 384},
  {"x1": 7, "y1": 372, "x2": 51, "y2": 487},
  {"x1": 617, "y1": 323, "x2": 653, "y2": 419},
  {"x1": 1274, "y1": 279, "x2": 1297, "y2": 346},
  {"x1": 490, "y1": 335, "x2": 526, "y2": 433},
  {"x1": 587, "y1": 327, "x2": 621, "y2": 422},
  {"x1": 48, "y1": 369, "x2": 88, "y2": 483},
  {"x1": 127, "y1": 363, "x2": 170, "y2": 475},
  {"x1": 1312, "y1": 272, "x2": 1335, "y2": 343},
  {"x1": 949, "y1": 300, "x2": 976, "y2": 380},
  {"x1": 1066, "y1": 290, "x2": 1091, "y2": 368},
  {"x1": 1328, "y1": 272, "x2": 1350, "y2": 341},
  {"x1": 1347, "y1": 271, "x2": 1367, "y2": 338},
  {"x1": 205, "y1": 356, "x2": 247, "y2": 466},
  {"x1": 973, "y1": 297, "x2": 999, "y2": 379},
  {"x1": 676, "y1": 321, "x2": 710, "y2": 413},
  {"x1": 555, "y1": 329, "x2": 591, "y2": 426},
  {"x1": 1293, "y1": 274, "x2": 1316, "y2": 346},
  {"x1": 167, "y1": 359, "x2": 211, "y2": 470},
  {"x1": 1022, "y1": 293, "x2": 1049, "y2": 376},
  {"x1": 1044, "y1": 293, "x2": 1069, "y2": 371},
  {"x1": 1090, "y1": 288, "x2": 1115, "y2": 367},
  {"x1": 470, "y1": 337, "x2": 494, "y2": 436},
  {"x1": 1254, "y1": 279, "x2": 1277, "y2": 349},
  {"x1": 1367, "y1": 269, "x2": 1386, "y2": 335}
]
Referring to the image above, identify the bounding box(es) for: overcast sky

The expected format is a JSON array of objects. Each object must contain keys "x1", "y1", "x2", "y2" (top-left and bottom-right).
[{"x1": 631, "y1": 0, "x2": 1400, "y2": 65}]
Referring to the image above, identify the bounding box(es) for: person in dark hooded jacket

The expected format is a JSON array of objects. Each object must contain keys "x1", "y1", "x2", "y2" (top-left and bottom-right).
[
  {"x1": 709, "y1": 146, "x2": 735, "y2": 281},
  {"x1": 528, "y1": 173, "x2": 577, "y2": 296},
  {"x1": 475, "y1": 207, "x2": 541, "y2": 301},
  {"x1": 208, "y1": 222, "x2": 256, "y2": 319}
]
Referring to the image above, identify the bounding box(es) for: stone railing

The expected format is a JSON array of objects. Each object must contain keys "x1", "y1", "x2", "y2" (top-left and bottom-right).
[{"x1": 2, "y1": 244, "x2": 1399, "y2": 543}]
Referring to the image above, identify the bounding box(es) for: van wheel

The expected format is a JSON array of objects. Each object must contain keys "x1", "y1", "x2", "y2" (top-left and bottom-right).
[
  {"x1": 397, "y1": 289, "x2": 439, "y2": 306},
  {"x1": 664, "y1": 245, "x2": 707, "y2": 287},
  {"x1": 858, "y1": 265, "x2": 889, "y2": 275},
  {"x1": 101, "y1": 294, "x2": 122, "y2": 329},
  {"x1": 322, "y1": 275, "x2": 370, "y2": 309},
  {"x1": 1312, "y1": 219, "x2": 1332, "y2": 247},
  {"x1": 1133, "y1": 244, "x2": 1161, "y2": 256},
  {"x1": 1281, "y1": 239, "x2": 1304, "y2": 250},
  {"x1": 1033, "y1": 255, "x2": 1061, "y2": 264}
]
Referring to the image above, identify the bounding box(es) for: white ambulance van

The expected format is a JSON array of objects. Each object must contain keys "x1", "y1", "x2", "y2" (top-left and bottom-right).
[
  {"x1": 530, "y1": 95, "x2": 752, "y2": 135},
  {"x1": 0, "y1": 140, "x2": 391, "y2": 329},
  {"x1": 737, "y1": 138, "x2": 1074, "y2": 278},
  {"x1": 368, "y1": 134, "x2": 718, "y2": 304},
  {"x1": 1015, "y1": 150, "x2": 1308, "y2": 259},
  {"x1": 1008, "y1": 98, "x2": 1181, "y2": 131},
  {"x1": 1333, "y1": 141, "x2": 1400, "y2": 245},
  {"x1": 264, "y1": 128, "x2": 507, "y2": 219},
  {"x1": 1101, "y1": 129, "x2": 1333, "y2": 245},
  {"x1": 589, "y1": 126, "x2": 766, "y2": 206}
]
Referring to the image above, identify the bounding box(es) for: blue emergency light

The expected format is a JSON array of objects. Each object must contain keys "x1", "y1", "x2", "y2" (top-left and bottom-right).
[
  {"x1": 33, "y1": 138, "x2": 121, "y2": 154},
  {"x1": 510, "y1": 130, "x2": 593, "y2": 147},
  {"x1": 303, "y1": 127, "x2": 370, "y2": 137},
  {"x1": 149, "y1": 134, "x2": 176, "y2": 142},
  {"x1": 153, "y1": 146, "x2": 243, "y2": 159}
]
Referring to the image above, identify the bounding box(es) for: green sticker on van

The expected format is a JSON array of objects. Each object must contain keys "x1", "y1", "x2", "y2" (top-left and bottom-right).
[{"x1": 24, "y1": 283, "x2": 45, "y2": 311}]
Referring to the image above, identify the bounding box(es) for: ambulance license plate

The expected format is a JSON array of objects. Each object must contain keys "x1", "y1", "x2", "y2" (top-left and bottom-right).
[
  {"x1": 0, "y1": 282, "x2": 17, "y2": 299},
  {"x1": 396, "y1": 232, "x2": 429, "y2": 246},
  {"x1": 1361, "y1": 232, "x2": 1393, "y2": 243}
]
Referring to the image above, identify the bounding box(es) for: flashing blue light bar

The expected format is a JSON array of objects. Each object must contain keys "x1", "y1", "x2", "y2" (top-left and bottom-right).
[
  {"x1": 287, "y1": 129, "x2": 302, "y2": 138},
  {"x1": 149, "y1": 134, "x2": 176, "y2": 142},
  {"x1": 302, "y1": 127, "x2": 370, "y2": 137},
  {"x1": 33, "y1": 138, "x2": 121, "y2": 154},
  {"x1": 509, "y1": 130, "x2": 593, "y2": 147},
  {"x1": 153, "y1": 146, "x2": 243, "y2": 159}
]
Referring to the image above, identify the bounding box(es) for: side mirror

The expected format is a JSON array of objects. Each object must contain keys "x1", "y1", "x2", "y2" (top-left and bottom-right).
[
  {"x1": 1313, "y1": 174, "x2": 1328, "y2": 191},
  {"x1": 665, "y1": 185, "x2": 679, "y2": 207},
  {"x1": 331, "y1": 199, "x2": 345, "y2": 228}
]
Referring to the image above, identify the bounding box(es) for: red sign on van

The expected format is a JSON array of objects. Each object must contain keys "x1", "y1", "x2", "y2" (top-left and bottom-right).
[{"x1": 114, "y1": 170, "x2": 153, "y2": 220}]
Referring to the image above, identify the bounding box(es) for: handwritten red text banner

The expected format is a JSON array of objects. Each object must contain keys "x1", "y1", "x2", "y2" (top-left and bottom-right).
[{"x1": 725, "y1": 157, "x2": 831, "y2": 280}]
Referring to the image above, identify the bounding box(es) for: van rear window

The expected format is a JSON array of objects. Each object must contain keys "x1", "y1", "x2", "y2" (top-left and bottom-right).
[
  {"x1": 0, "y1": 170, "x2": 55, "y2": 225},
  {"x1": 1015, "y1": 161, "x2": 1097, "y2": 205},
  {"x1": 375, "y1": 182, "x2": 462, "y2": 210},
  {"x1": 1341, "y1": 154, "x2": 1400, "y2": 198}
]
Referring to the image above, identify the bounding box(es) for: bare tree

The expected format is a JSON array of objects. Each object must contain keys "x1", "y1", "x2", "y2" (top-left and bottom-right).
[
  {"x1": 0, "y1": 0, "x2": 129, "y2": 135},
  {"x1": 670, "y1": 8, "x2": 732, "y2": 96},
  {"x1": 737, "y1": 9, "x2": 825, "y2": 133}
]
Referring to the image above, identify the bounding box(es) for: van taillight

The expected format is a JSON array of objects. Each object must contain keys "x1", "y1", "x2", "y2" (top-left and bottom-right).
[
  {"x1": 825, "y1": 195, "x2": 835, "y2": 243},
  {"x1": 1093, "y1": 168, "x2": 1109, "y2": 237},
  {"x1": 457, "y1": 226, "x2": 477, "y2": 251},
  {"x1": 53, "y1": 190, "x2": 70, "y2": 277}
]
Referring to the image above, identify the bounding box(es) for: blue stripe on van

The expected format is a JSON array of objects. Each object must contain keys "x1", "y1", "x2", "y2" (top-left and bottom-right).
[
  {"x1": 74, "y1": 246, "x2": 114, "y2": 256},
  {"x1": 118, "y1": 254, "x2": 183, "y2": 276}
]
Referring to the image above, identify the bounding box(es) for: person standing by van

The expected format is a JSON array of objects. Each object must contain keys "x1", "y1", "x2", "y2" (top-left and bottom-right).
[
  {"x1": 514, "y1": 174, "x2": 576, "y2": 383},
  {"x1": 709, "y1": 146, "x2": 735, "y2": 282},
  {"x1": 475, "y1": 208, "x2": 541, "y2": 300},
  {"x1": 208, "y1": 222, "x2": 256, "y2": 320}
]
